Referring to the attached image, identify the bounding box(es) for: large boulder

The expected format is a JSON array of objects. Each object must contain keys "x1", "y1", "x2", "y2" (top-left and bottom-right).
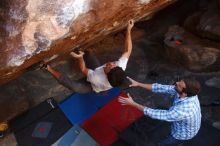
[
  {"x1": 0, "y1": 0, "x2": 177, "y2": 85},
  {"x1": 164, "y1": 25, "x2": 220, "y2": 71},
  {"x1": 184, "y1": 0, "x2": 220, "y2": 41}
]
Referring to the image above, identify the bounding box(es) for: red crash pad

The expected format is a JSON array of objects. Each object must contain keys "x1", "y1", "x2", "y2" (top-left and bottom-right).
[{"x1": 81, "y1": 92, "x2": 143, "y2": 146}]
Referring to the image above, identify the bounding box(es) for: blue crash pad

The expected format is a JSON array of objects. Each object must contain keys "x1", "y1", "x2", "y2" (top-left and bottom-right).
[
  {"x1": 52, "y1": 125, "x2": 99, "y2": 146},
  {"x1": 59, "y1": 88, "x2": 120, "y2": 124}
]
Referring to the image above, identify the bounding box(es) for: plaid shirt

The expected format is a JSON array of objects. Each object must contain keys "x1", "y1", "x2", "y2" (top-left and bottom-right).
[{"x1": 144, "y1": 83, "x2": 201, "y2": 140}]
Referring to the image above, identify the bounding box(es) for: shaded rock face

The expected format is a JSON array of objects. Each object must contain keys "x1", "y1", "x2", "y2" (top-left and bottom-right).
[
  {"x1": 0, "y1": 0, "x2": 176, "y2": 85},
  {"x1": 184, "y1": 0, "x2": 220, "y2": 41},
  {"x1": 205, "y1": 77, "x2": 220, "y2": 89},
  {"x1": 0, "y1": 79, "x2": 29, "y2": 122},
  {"x1": 163, "y1": 0, "x2": 220, "y2": 72},
  {"x1": 164, "y1": 25, "x2": 220, "y2": 71}
]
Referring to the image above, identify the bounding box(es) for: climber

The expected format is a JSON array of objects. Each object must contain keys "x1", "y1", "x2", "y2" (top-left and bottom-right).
[{"x1": 43, "y1": 19, "x2": 134, "y2": 93}]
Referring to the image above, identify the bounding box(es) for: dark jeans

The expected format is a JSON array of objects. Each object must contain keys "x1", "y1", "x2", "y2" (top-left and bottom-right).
[
  {"x1": 157, "y1": 135, "x2": 184, "y2": 146},
  {"x1": 57, "y1": 51, "x2": 101, "y2": 93},
  {"x1": 83, "y1": 51, "x2": 101, "y2": 70}
]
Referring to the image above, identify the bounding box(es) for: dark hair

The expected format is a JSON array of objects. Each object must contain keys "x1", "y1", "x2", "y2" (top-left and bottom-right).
[
  {"x1": 182, "y1": 77, "x2": 201, "y2": 97},
  {"x1": 107, "y1": 67, "x2": 126, "y2": 87}
]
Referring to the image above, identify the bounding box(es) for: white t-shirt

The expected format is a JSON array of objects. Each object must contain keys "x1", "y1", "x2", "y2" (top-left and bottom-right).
[{"x1": 87, "y1": 57, "x2": 128, "y2": 92}]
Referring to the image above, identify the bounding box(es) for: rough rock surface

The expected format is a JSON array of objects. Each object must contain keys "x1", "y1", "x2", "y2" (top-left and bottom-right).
[
  {"x1": 164, "y1": 25, "x2": 220, "y2": 71},
  {"x1": 184, "y1": 0, "x2": 220, "y2": 41},
  {"x1": 205, "y1": 77, "x2": 220, "y2": 88},
  {"x1": 0, "y1": 0, "x2": 176, "y2": 85}
]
